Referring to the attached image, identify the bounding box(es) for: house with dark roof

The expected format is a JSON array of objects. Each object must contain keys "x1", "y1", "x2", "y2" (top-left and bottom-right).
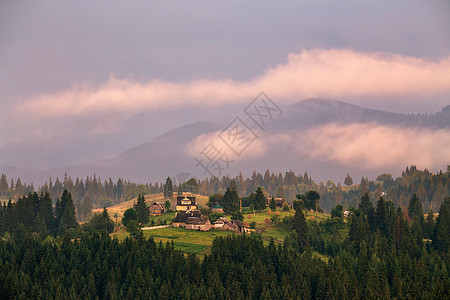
[
  {"x1": 149, "y1": 202, "x2": 165, "y2": 216},
  {"x1": 213, "y1": 218, "x2": 250, "y2": 233},
  {"x1": 172, "y1": 210, "x2": 210, "y2": 231},
  {"x1": 172, "y1": 210, "x2": 202, "y2": 227},
  {"x1": 185, "y1": 216, "x2": 211, "y2": 231}
]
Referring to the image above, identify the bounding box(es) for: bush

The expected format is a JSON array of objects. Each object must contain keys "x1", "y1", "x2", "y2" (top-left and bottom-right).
[
  {"x1": 250, "y1": 221, "x2": 256, "y2": 229},
  {"x1": 82, "y1": 212, "x2": 114, "y2": 234},
  {"x1": 271, "y1": 215, "x2": 280, "y2": 224},
  {"x1": 282, "y1": 202, "x2": 291, "y2": 212},
  {"x1": 126, "y1": 220, "x2": 141, "y2": 236},
  {"x1": 293, "y1": 200, "x2": 304, "y2": 212},
  {"x1": 209, "y1": 212, "x2": 225, "y2": 223}
]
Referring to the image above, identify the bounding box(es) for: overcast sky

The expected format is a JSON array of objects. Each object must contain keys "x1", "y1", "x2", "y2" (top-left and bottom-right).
[{"x1": 1, "y1": 0, "x2": 450, "y2": 176}]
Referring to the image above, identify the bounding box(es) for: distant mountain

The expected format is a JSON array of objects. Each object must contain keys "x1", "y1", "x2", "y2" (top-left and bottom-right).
[
  {"x1": 277, "y1": 98, "x2": 450, "y2": 130},
  {"x1": 3, "y1": 99, "x2": 449, "y2": 185},
  {"x1": 12, "y1": 121, "x2": 218, "y2": 185}
]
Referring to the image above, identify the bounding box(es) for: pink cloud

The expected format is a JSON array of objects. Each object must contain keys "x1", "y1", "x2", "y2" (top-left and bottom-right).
[
  {"x1": 297, "y1": 123, "x2": 450, "y2": 170},
  {"x1": 14, "y1": 49, "x2": 450, "y2": 118}
]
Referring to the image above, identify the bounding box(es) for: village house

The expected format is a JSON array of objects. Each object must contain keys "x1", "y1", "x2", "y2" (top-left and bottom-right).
[
  {"x1": 266, "y1": 197, "x2": 285, "y2": 208},
  {"x1": 213, "y1": 217, "x2": 250, "y2": 233},
  {"x1": 149, "y1": 202, "x2": 165, "y2": 216},
  {"x1": 176, "y1": 196, "x2": 197, "y2": 211},
  {"x1": 172, "y1": 210, "x2": 201, "y2": 227},
  {"x1": 212, "y1": 217, "x2": 228, "y2": 229},
  {"x1": 172, "y1": 210, "x2": 210, "y2": 231},
  {"x1": 185, "y1": 216, "x2": 211, "y2": 231}
]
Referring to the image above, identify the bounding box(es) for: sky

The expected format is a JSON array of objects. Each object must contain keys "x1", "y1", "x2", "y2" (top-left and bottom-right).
[{"x1": 1, "y1": 0, "x2": 450, "y2": 182}]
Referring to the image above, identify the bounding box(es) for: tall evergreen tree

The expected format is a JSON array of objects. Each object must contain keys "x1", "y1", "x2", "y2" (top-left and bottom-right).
[
  {"x1": 39, "y1": 192, "x2": 55, "y2": 232},
  {"x1": 375, "y1": 197, "x2": 388, "y2": 236},
  {"x1": 163, "y1": 177, "x2": 173, "y2": 198},
  {"x1": 269, "y1": 197, "x2": 277, "y2": 211},
  {"x1": 432, "y1": 197, "x2": 449, "y2": 256},
  {"x1": 424, "y1": 210, "x2": 435, "y2": 239},
  {"x1": 134, "y1": 194, "x2": 149, "y2": 225},
  {"x1": 359, "y1": 193, "x2": 373, "y2": 215},
  {"x1": 408, "y1": 193, "x2": 423, "y2": 219},
  {"x1": 254, "y1": 187, "x2": 266, "y2": 211},
  {"x1": 344, "y1": 173, "x2": 353, "y2": 186},
  {"x1": 57, "y1": 190, "x2": 78, "y2": 235},
  {"x1": 0, "y1": 173, "x2": 8, "y2": 195},
  {"x1": 292, "y1": 209, "x2": 308, "y2": 252},
  {"x1": 221, "y1": 187, "x2": 239, "y2": 214}
]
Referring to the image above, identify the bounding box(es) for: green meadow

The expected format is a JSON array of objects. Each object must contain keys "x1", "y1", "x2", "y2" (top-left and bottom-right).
[{"x1": 112, "y1": 209, "x2": 332, "y2": 256}]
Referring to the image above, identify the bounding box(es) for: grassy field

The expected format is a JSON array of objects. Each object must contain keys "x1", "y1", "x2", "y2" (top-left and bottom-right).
[
  {"x1": 112, "y1": 226, "x2": 235, "y2": 255},
  {"x1": 244, "y1": 209, "x2": 329, "y2": 243},
  {"x1": 92, "y1": 192, "x2": 209, "y2": 222},
  {"x1": 111, "y1": 208, "x2": 331, "y2": 256}
]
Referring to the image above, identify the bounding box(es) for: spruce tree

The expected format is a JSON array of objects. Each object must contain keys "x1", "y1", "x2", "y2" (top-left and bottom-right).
[
  {"x1": 269, "y1": 197, "x2": 277, "y2": 211},
  {"x1": 57, "y1": 190, "x2": 78, "y2": 235},
  {"x1": 292, "y1": 209, "x2": 308, "y2": 252},
  {"x1": 375, "y1": 197, "x2": 388, "y2": 236},
  {"x1": 134, "y1": 194, "x2": 149, "y2": 225},
  {"x1": 424, "y1": 210, "x2": 435, "y2": 239},
  {"x1": 221, "y1": 187, "x2": 239, "y2": 214},
  {"x1": 359, "y1": 193, "x2": 373, "y2": 215},
  {"x1": 254, "y1": 187, "x2": 266, "y2": 211},
  {"x1": 163, "y1": 177, "x2": 173, "y2": 198},
  {"x1": 432, "y1": 197, "x2": 449, "y2": 256},
  {"x1": 344, "y1": 173, "x2": 353, "y2": 186},
  {"x1": 39, "y1": 192, "x2": 55, "y2": 232}
]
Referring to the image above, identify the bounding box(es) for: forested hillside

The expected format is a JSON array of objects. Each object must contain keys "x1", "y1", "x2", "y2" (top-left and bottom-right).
[
  {"x1": 0, "y1": 196, "x2": 449, "y2": 299},
  {"x1": 1, "y1": 165, "x2": 449, "y2": 217}
]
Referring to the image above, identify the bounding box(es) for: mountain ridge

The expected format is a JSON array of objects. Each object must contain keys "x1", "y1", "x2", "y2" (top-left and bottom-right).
[{"x1": 2, "y1": 99, "x2": 449, "y2": 185}]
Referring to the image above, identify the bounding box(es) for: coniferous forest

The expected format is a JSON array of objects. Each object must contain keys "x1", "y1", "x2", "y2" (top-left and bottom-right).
[
  {"x1": 0, "y1": 165, "x2": 449, "y2": 216},
  {"x1": 0, "y1": 186, "x2": 449, "y2": 299}
]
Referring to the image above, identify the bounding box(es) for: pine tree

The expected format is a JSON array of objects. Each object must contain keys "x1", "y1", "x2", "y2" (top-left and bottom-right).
[
  {"x1": 375, "y1": 197, "x2": 388, "y2": 236},
  {"x1": 134, "y1": 194, "x2": 149, "y2": 225},
  {"x1": 254, "y1": 187, "x2": 266, "y2": 211},
  {"x1": 432, "y1": 197, "x2": 449, "y2": 256},
  {"x1": 359, "y1": 193, "x2": 373, "y2": 215},
  {"x1": 408, "y1": 193, "x2": 423, "y2": 219},
  {"x1": 163, "y1": 177, "x2": 173, "y2": 198},
  {"x1": 424, "y1": 210, "x2": 435, "y2": 239},
  {"x1": 57, "y1": 190, "x2": 78, "y2": 235},
  {"x1": 221, "y1": 187, "x2": 239, "y2": 214},
  {"x1": 39, "y1": 192, "x2": 55, "y2": 232},
  {"x1": 269, "y1": 197, "x2": 277, "y2": 211},
  {"x1": 344, "y1": 173, "x2": 353, "y2": 186},
  {"x1": 292, "y1": 209, "x2": 308, "y2": 252},
  {"x1": 0, "y1": 173, "x2": 8, "y2": 196}
]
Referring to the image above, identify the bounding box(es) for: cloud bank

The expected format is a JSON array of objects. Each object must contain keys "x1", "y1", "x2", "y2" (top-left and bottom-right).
[
  {"x1": 15, "y1": 49, "x2": 450, "y2": 118},
  {"x1": 187, "y1": 124, "x2": 450, "y2": 172},
  {"x1": 298, "y1": 124, "x2": 450, "y2": 170}
]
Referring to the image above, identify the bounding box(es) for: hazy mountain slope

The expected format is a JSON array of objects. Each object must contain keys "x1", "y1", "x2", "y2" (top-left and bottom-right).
[
  {"x1": 22, "y1": 121, "x2": 219, "y2": 184},
  {"x1": 276, "y1": 98, "x2": 450, "y2": 130},
  {"x1": 3, "y1": 99, "x2": 449, "y2": 185}
]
